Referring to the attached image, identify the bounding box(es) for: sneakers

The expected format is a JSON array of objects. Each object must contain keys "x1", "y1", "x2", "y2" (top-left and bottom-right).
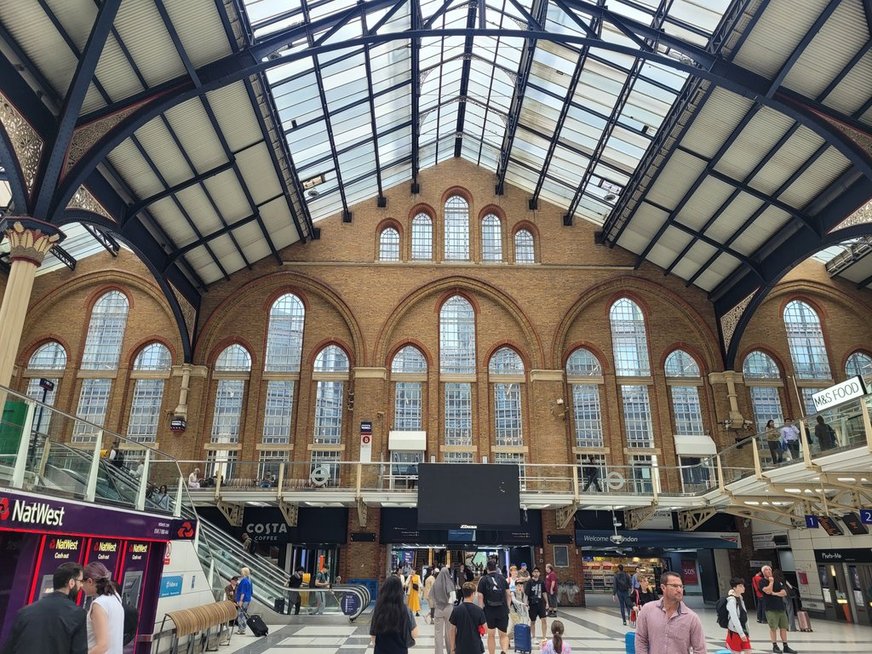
[
  {"x1": 772, "y1": 645, "x2": 781, "y2": 653},
  {"x1": 783, "y1": 646, "x2": 798, "y2": 654}
]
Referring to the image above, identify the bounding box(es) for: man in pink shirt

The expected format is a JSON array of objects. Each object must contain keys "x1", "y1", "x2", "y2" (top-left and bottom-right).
[{"x1": 635, "y1": 571, "x2": 707, "y2": 654}]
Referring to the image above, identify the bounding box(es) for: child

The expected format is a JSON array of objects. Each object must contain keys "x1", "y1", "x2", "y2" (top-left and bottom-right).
[{"x1": 539, "y1": 619, "x2": 571, "y2": 654}]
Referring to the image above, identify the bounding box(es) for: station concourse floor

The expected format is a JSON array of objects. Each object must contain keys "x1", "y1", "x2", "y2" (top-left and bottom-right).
[{"x1": 220, "y1": 595, "x2": 872, "y2": 653}]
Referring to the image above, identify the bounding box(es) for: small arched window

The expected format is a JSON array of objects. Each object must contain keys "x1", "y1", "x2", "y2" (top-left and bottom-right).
[
  {"x1": 211, "y1": 344, "x2": 252, "y2": 444},
  {"x1": 444, "y1": 195, "x2": 470, "y2": 261},
  {"x1": 846, "y1": 352, "x2": 872, "y2": 380},
  {"x1": 489, "y1": 347, "x2": 524, "y2": 447},
  {"x1": 379, "y1": 227, "x2": 400, "y2": 261},
  {"x1": 664, "y1": 350, "x2": 700, "y2": 377},
  {"x1": 514, "y1": 229, "x2": 535, "y2": 264},
  {"x1": 566, "y1": 349, "x2": 604, "y2": 448},
  {"x1": 411, "y1": 213, "x2": 433, "y2": 260},
  {"x1": 609, "y1": 298, "x2": 650, "y2": 376},
  {"x1": 392, "y1": 346, "x2": 427, "y2": 430},
  {"x1": 743, "y1": 351, "x2": 784, "y2": 431},
  {"x1": 665, "y1": 350, "x2": 704, "y2": 436},
  {"x1": 216, "y1": 344, "x2": 252, "y2": 372},
  {"x1": 128, "y1": 343, "x2": 172, "y2": 443},
  {"x1": 28, "y1": 342, "x2": 67, "y2": 370},
  {"x1": 313, "y1": 345, "x2": 350, "y2": 445},
  {"x1": 440, "y1": 296, "x2": 476, "y2": 374},
  {"x1": 265, "y1": 293, "x2": 305, "y2": 373},
  {"x1": 392, "y1": 345, "x2": 427, "y2": 374},
  {"x1": 133, "y1": 343, "x2": 172, "y2": 371},
  {"x1": 25, "y1": 342, "x2": 67, "y2": 435},
  {"x1": 481, "y1": 214, "x2": 502, "y2": 262}
]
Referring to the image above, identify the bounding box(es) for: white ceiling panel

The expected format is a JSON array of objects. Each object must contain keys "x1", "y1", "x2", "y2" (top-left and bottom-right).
[
  {"x1": 730, "y1": 206, "x2": 792, "y2": 255},
  {"x1": 646, "y1": 150, "x2": 707, "y2": 209},
  {"x1": 716, "y1": 108, "x2": 794, "y2": 182},
  {"x1": 163, "y1": 102, "x2": 228, "y2": 173},
  {"x1": 677, "y1": 178, "x2": 736, "y2": 231}
]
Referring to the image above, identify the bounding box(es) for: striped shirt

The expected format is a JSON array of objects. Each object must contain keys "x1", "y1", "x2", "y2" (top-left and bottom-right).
[{"x1": 635, "y1": 599, "x2": 707, "y2": 654}]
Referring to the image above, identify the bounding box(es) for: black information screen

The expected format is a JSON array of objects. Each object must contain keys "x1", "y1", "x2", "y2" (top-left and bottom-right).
[{"x1": 417, "y1": 464, "x2": 521, "y2": 529}]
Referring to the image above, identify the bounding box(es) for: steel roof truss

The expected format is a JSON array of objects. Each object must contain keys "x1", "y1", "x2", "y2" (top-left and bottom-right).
[
  {"x1": 411, "y1": 0, "x2": 422, "y2": 189},
  {"x1": 82, "y1": 223, "x2": 120, "y2": 257},
  {"x1": 452, "y1": 0, "x2": 479, "y2": 159},
  {"x1": 360, "y1": 8, "x2": 386, "y2": 204},
  {"x1": 125, "y1": 160, "x2": 236, "y2": 220}
]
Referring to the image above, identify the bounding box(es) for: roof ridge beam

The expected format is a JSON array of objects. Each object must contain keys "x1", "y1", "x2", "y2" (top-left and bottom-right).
[{"x1": 452, "y1": 0, "x2": 479, "y2": 158}]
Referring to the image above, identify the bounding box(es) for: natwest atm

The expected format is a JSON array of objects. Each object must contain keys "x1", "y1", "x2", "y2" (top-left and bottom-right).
[{"x1": 0, "y1": 488, "x2": 196, "y2": 652}]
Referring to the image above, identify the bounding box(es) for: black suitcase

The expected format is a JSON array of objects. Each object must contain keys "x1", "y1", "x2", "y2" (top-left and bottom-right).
[
  {"x1": 246, "y1": 613, "x2": 269, "y2": 637},
  {"x1": 273, "y1": 597, "x2": 285, "y2": 614}
]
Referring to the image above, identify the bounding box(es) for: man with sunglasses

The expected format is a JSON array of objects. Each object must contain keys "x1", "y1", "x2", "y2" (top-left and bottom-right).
[
  {"x1": 635, "y1": 571, "x2": 707, "y2": 654},
  {"x1": 1, "y1": 562, "x2": 87, "y2": 654}
]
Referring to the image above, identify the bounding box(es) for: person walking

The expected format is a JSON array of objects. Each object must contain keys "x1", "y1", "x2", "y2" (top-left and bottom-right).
[
  {"x1": 423, "y1": 565, "x2": 439, "y2": 624},
  {"x1": 635, "y1": 571, "x2": 707, "y2": 654},
  {"x1": 314, "y1": 564, "x2": 330, "y2": 614},
  {"x1": 752, "y1": 568, "x2": 766, "y2": 623},
  {"x1": 544, "y1": 563, "x2": 558, "y2": 617},
  {"x1": 524, "y1": 566, "x2": 548, "y2": 642},
  {"x1": 758, "y1": 566, "x2": 796, "y2": 653},
  {"x1": 630, "y1": 576, "x2": 657, "y2": 626},
  {"x1": 581, "y1": 457, "x2": 602, "y2": 492},
  {"x1": 235, "y1": 567, "x2": 253, "y2": 635},
  {"x1": 449, "y1": 582, "x2": 487, "y2": 654},
  {"x1": 612, "y1": 564, "x2": 633, "y2": 626},
  {"x1": 814, "y1": 415, "x2": 837, "y2": 451},
  {"x1": 539, "y1": 619, "x2": 570, "y2": 654},
  {"x1": 407, "y1": 568, "x2": 422, "y2": 616},
  {"x1": 369, "y1": 576, "x2": 418, "y2": 654},
  {"x1": 476, "y1": 559, "x2": 511, "y2": 654},
  {"x1": 1, "y1": 562, "x2": 86, "y2": 654},
  {"x1": 765, "y1": 420, "x2": 782, "y2": 464},
  {"x1": 82, "y1": 561, "x2": 125, "y2": 654},
  {"x1": 724, "y1": 577, "x2": 751, "y2": 653},
  {"x1": 431, "y1": 567, "x2": 456, "y2": 654}
]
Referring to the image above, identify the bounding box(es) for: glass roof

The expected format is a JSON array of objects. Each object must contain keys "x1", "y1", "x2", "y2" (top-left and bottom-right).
[{"x1": 243, "y1": 0, "x2": 731, "y2": 225}]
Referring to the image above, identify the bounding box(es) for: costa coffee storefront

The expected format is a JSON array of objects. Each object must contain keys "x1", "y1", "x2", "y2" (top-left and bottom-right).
[{"x1": 0, "y1": 489, "x2": 195, "y2": 652}]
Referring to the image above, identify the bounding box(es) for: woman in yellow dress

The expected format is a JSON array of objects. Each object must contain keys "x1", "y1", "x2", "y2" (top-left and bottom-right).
[{"x1": 407, "y1": 568, "x2": 422, "y2": 616}]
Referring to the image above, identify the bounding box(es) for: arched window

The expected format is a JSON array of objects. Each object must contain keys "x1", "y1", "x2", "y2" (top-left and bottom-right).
[
  {"x1": 211, "y1": 344, "x2": 252, "y2": 444},
  {"x1": 81, "y1": 291, "x2": 129, "y2": 370},
  {"x1": 481, "y1": 214, "x2": 502, "y2": 262},
  {"x1": 128, "y1": 343, "x2": 172, "y2": 443},
  {"x1": 514, "y1": 229, "x2": 535, "y2": 264},
  {"x1": 411, "y1": 213, "x2": 433, "y2": 260},
  {"x1": 379, "y1": 227, "x2": 400, "y2": 261},
  {"x1": 313, "y1": 345, "x2": 349, "y2": 444},
  {"x1": 743, "y1": 351, "x2": 784, "y2": 431},
  {"x1": 263, "y1": 294, "x2": 305, "y2": 444},
  {"x1": 392, "y1": 346, "x2": 427, "y2": 431},
  {"x1": 25, "y1": 342, "x2": 66, "y2": 435},
  {"x1": 665, "y1": 350, "x2": 705, "y2": 436},
  {"x1": 783, "y1": 300, "x2": 831, "y2": 380},
  {"x1": 440, "y1": 296, "x2": 476, "y2": 374},
  {"x1": 846, "y1": 352, "x2": 872, "y2": 381},
  {"x1": 440, "y1": 295, "x2": 475, "y2": 450},
  {"x1": 610, "y1": 299, "x2": 653, "y2": 448},
  {"x1": 444, "y1": 195, "x2": 469, "y2": 261},
  {"x1": 609, "y1": 299, "x2": 650, "y2": 376},
  {"x1": 489, "y1": 348, "x2": 524, "y2": 447},
  {"x1": 566, "y1": 348, "x2": 604, "y2": 448}
]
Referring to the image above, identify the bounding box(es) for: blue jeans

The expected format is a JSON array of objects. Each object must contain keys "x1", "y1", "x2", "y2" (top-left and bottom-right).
[
  {"x1": 617, "y1": 592, "x2": 633, "y2": 622},
  {"x1": 236, "y1": 601, "x2": 250, "y2": 632}
]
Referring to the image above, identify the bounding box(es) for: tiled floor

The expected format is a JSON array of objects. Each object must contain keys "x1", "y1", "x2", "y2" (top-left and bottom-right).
[{"x1": 220, "y1": 598, "x2": 872, "y2": 653}]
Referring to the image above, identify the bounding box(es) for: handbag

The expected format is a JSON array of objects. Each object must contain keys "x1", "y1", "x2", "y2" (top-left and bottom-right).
[{"x1": 629, "y1": 607, "x2": 637, "y2": 623}]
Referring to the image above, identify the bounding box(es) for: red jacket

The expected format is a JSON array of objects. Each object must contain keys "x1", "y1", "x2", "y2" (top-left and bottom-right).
[{"x1": 752, "y1": 572, "x2": 764, "y2": 598}]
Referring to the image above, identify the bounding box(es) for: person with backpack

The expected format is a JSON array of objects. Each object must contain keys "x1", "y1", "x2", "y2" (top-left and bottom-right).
[
  {"x1": 814, "y1": 415, "x2": 837, "y2": 451},
  {"x1": 612, "y1": 564, "x2": 633, "y2": 626},
  {"x1": 449, "y1": 582, "x2": 487, "y2": 654},
  {"x1": 718, "y1": 576, "x2": 751, "y2": 653},
  {"x1": 476, "y1": 559, "x2": 511, "y2": 654},
  {"x1": 524, "y1": 567, "x2": 548, "y2": 642}
]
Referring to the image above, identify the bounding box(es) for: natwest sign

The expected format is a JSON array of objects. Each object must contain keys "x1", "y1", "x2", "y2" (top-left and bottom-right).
[
  {"x1": 812, "y1": 376, "x2": 867, "y2": 412},
  {"x1": 0, "y1": 496, "x2": 65, "y2": 527}
]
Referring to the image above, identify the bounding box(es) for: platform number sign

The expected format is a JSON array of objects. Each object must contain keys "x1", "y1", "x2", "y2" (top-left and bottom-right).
[
  {"x1": 860, "y1": 509, "x2": 872, "y2": 525},
  {"x1": 804, "y1": 515, "x2": 819, "y2": 529}
]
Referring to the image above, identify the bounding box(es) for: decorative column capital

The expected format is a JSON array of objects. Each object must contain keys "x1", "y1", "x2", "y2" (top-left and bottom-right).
[{"x1": 1, "y1": 217, "x2": 64, "y2": 266}]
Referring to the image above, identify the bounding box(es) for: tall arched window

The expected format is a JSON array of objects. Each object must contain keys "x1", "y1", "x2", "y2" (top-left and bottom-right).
[
  {"x1": 74, "y1": 291, "x2": 129, "y2": 442},
  {"x1": 444, "y1": 195, "x2": 469, "y2": 261},
  {"x1": 514, "y1": 229, "x2": 535, "y2": 264},
  {"x1": 481, "y1": 214, "x2": 502, "y2": 262},
  {"x1": 379, "y1": 227, "x2": 400, "y2": 261},
  {"x1": 81, "y1": 291, "x2": 129, "y2": 370},
  {"x1": 440, "y1": 296, "x2": 476, "y2": 451},
  {"x1": 311, "y1": 345, "x2": 350, "y2": 487},
  {"x1": 610, "y1": 298, "x2": 653, "y2": 448},
  {"x1": 665, "y1": 350, "x2": 705, "y2": 436},
  {"x1": 127, "y1": 343, "x2": 172, "y2": 443},
  {"x1": 489, "y1": 348, "x2": 524, "y2": 447},
  {"x1": 25, "y1": 342, "x2": 66, "y2": 435},
  {"x1": 263, "y1": 294, "x2": 305, "y2": 444},
  {"x1": 566, "y1": 348, "x2": 604, "y2": 448},
  {"x1": 411, "y1": 213, "x2": 433, "y2": 260},
  {"x1": 211, "y1": 344, "x2": 251, "y2": 443},
  {"x1": 392, "y1": 346, "x2": 427, "y2": 431},
  {"x1": 846, "y1": 351, "x2": 872, "y2": 381},
  {"x1": 743, "y1": 351, "x2": 784, "y2": 431},
  {"x1": 784, "y1": 300, "x2": 831, "y2": 414}
]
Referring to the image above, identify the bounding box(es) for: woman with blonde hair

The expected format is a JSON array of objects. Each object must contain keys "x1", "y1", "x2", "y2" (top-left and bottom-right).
[{"x1": 83, "y1": 561, "x2": 124, "y2": 654}]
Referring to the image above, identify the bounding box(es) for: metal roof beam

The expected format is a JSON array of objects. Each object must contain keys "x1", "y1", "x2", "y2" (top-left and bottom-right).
[
  {"x1": 453, "y1": 1, "x2": 479, "y2": 159},
  {"x1": 863, "y1": 0, "x2": 872, "y2": 36},
  {"x1": 82, "y1": 223, "x2": 120, "y2": 257},
  {"x1": 125, "y1": 160, "x2": 236, "y2": 219},
  {"x1": 410, "y1": 0, "x2": 422, "y2": 190},
  {"x1": 33, "y1": 0, "x2": 121, "y2": 219},
  {"x1": 48, "y1": 244, "x2": 76, "y2": 271},
  {"x1": 494, "y1": 0, "x2": 549, "y2": 196},
  {"x1": 360, "y1": 8, "x2": 386, "y2": 204}
]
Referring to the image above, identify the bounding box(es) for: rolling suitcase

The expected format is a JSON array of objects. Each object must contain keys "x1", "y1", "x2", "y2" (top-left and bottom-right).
[
  {"x1": 246, "y1": 612, "x2": 269, "y2": 637},
  {"x1": 797, "y1": 609, "x2": 813, "y2": 632},
  {"x1": 273, "y1": 597, "x2": 285, "y2": 614},
  {"x1": 513, "y1": 623, "x2": 531, "y2": 653},
  {"x1": 624, "y1": 631, "x2": 635, "y2": 654}
]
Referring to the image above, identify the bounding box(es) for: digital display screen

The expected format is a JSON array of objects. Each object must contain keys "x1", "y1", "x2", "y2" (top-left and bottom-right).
[
  {"x1": 818, "y1": 516, "x2": 843, "y2": 536},
  {"x1": 841, "y1": 513, "x2": 868, "y2": 536},
  {"x1": 417, "y1": 464, "x2": 521, "y2": 529}
]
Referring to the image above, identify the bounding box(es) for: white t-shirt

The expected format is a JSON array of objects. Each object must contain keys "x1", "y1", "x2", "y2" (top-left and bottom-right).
[
  {"x1": 87, "y1": 593, "x2": 125, "y2": 654},
  {"x1": 188, "y1": 472, "x2": 200, "y2": 488}
]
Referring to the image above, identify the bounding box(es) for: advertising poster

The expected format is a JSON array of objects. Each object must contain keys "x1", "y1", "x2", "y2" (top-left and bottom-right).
[{"x1": 681, "y1": 559, "x2": 699, "y2": 585}]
